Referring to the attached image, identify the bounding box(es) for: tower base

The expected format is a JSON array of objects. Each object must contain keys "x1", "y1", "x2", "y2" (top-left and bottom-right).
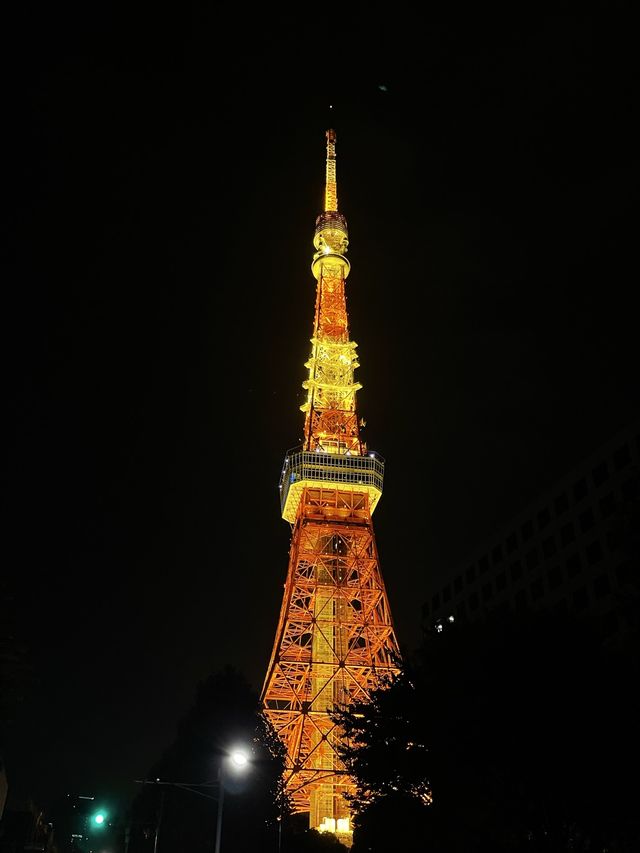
[{"x1": 310, "y1": 779, "x2": 353, "y2": 847}]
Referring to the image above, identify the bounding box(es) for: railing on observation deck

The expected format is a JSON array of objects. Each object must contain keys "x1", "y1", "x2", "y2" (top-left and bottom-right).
[{"x1": 279, "y1": 447, "x2": 385, "y2": 517}]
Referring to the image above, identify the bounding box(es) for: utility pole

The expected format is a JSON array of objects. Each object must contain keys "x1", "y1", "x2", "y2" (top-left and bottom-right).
[
  {"x1": 135, "y1": 750, "x2": 249, "y2": 853},
  {"x1": 154, "y1": 789, "x2": 165, "y2": 853},
  {"x1": 213, "y1": 767, "x2": 224, "y2": 853}
]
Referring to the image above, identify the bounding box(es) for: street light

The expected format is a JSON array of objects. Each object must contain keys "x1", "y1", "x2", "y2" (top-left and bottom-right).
[
  {"x1": 134, "y1": 745, "x2": 252, "y2": 853},
  {"x1": 229, "y1": 749, "x2": 249, "y2": 769},
  {"x1": 214, "y1": 748, "x2": 250, "y2": 853}
]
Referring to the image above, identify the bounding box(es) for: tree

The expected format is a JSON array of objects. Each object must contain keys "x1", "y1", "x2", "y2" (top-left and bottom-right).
[
  {"x1": 334, "y1": 607, "x2": 640, "y2": 852},
  {"x1": 0, "y1": 579, "x2": 33, "y2": 752},
  {"x1": 126, "y1": 665, "x2": 290, "y2": 853},
  {"x1": 331, "y1": 659, "x2": 437, "y2": 853}
]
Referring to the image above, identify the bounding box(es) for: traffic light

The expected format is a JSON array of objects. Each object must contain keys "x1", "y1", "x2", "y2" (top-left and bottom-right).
[{"x1": 89, "y1": 809, "x2": 108, "y2": 829}]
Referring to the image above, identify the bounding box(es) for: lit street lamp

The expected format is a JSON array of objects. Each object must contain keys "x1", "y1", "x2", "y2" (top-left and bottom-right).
[
  {"x1": 134, "y1": 745, "x2": 252, "y2": 853},
  {"x1": 214, "y1": 748, "x2": 251, "y2": 853}
]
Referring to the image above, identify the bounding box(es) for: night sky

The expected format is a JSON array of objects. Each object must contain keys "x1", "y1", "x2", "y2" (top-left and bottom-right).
[{"x1": 4, "y1": 2, "x2": 639, "y2": 819}]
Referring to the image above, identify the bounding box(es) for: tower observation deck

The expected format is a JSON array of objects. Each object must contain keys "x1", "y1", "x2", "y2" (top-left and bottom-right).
[{"x1": 261, "y1": 129, "x2": 401, "y2": 846}]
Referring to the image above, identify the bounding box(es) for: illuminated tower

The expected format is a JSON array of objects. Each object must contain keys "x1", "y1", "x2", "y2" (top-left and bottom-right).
[{"x1": 261, "y1": 129, "x2": 401, "y2": 845}]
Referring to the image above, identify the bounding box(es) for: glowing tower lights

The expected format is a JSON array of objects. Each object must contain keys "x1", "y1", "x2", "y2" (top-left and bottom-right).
[{"x1": 261, "y1": 129, "x2": 401, "y2": 846}]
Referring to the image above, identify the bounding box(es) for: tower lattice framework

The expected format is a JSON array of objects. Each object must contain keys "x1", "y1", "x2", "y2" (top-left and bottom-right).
[{"x1": 261, "y1": 129, "x2": 401, "y2": 844}]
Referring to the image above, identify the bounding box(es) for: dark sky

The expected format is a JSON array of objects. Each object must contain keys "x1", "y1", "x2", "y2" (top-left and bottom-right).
[{"x1": 4, "y1": 1, "x2": 639, "y2": 818}]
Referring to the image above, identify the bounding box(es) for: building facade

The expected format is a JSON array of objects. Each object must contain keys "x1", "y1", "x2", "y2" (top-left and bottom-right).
[{"x1": 424, "y1": 420, "x2": 640, "y2": 646}]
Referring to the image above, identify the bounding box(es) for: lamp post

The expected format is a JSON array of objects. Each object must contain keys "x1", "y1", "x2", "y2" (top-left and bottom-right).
[
  {"x1": 214, "y1": 749, "x2": 250, "y2": 853},
  {"x1": 135, "y1": 746, "x2": 251, "y2": 853}
]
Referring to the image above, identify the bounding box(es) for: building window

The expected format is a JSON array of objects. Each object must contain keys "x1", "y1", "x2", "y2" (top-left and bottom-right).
[
  {"x1": 456, "y1": 601, "x2": 467, "y2": 620},
  {"x1": 496, "y1": 571, "x2": 507, "y2": 592},
  {"x1": 547, "y1": 565, "x2": 563, "y2": 590},
  {"x1": 530, "y1": 579, "x2": 544, "y2": 601},
  {"x1": 566, "y1": 553, "x2": 581, "y2": 578},
  {"x1": 479, "y1": 555, "x2": 490, "y2": 575},
  {"x1": 482, "y1": 582, "x2": 493, "y2": 602},
  {"x1": 587, "y1": 540, "x2": 603, "y2": 565},
  {"x1": 599, "y1": 492, "x2": 616, "y2": 520},
  {"x1": 554, "y1": 493, "x2": 569, "y2": 516},
  {"x1": 560, "y1": 522, "x2": 576, "y2": 548},
  {"x1": 579, "y1": 508, "x2": 595, "y2": 533},
  {"x1": 614, "y1": 443, "x2": 631, "y2": 470},
  {"x1": 469, "y1": 591, "x2": 479, "y2": 611},
  {"x1": 510, "y1": 560, "x2": 523, "y2": 582},
  {"x1": 442, "y1": 584, "x2": 452, "y2": 603},
  {"x1": 573, "y1": 478, "x2": 588, "y2": 503},
  {"x1": 521, "y1": 519, "x2": 534, "y2": 542},
  {"x1": 542, "y1": 535, "x2": 557, "y2": 559},
  {"x1": 573, "y1": 586, "x2": 589, "y2": 611},
  {"x1": 454, "y1": 575, "x2": 463, "y2": 594},
  {"x1": 526, "y1": 547, "x2": 540, "y2": 571},
  {"x1": 537, "y1": 507, "x2": 551, "y2": 530},
  {"x1": 466, "y1": 565, "x2": 476, "y2": 584},
  {"x1": 506, "y1": 532, "x2": 518, "y2": 553},
  {"x1": 593, "y1": 573, "x2": 611, "y2": 598},
  {"x1": 432, "y1": 592, "x2": 440, "y2": 611},
  {"x1": 492, "y1": 544, "x2": 504, "y2": 564},
  {"x1": 592, "y1": 461, "x2": 609, "y2": 487}
]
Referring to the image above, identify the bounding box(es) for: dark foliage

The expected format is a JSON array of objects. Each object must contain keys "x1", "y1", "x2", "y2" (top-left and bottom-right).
[
  {"x1": 0, "y1": 580, "x2": 33, "y2": 751},
  {"x1": 125, "y1": 665, "x2": 290, "y2": 853},
  {"x1": 334, "y1": 606, "x2": 640, "y2": 852}
]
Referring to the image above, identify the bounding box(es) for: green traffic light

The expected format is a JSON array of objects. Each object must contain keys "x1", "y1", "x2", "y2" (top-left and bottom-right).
[{"x1": 92, "y1": 811, "x2": 107, "y2": 827}]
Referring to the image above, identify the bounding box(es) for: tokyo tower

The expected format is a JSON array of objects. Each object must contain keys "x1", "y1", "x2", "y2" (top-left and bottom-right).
[{"x1": 261, "y1": 129, "x2": 401, "y2": 845}]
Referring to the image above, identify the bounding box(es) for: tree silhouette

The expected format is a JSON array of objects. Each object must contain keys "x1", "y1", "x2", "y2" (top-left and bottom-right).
[
  {"x1": 334, "y1": 606, "x2": 640, "y2": 852},
  {"x1": 0, "y1": 578, "x2": 33, "y2": 778},
  {"x1": 126, "y1": 665, "x2": 290, "y2": 853}
]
